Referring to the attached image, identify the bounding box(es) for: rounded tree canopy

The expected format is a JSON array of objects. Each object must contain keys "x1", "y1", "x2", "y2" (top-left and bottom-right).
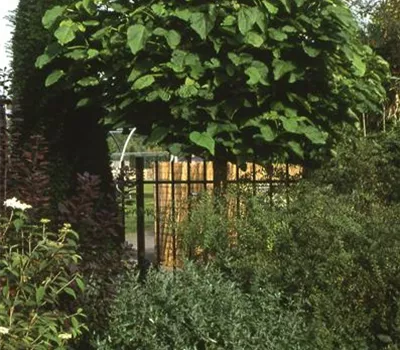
[{"x1": 39, "y1": 0, "x2": 389, "y2": 163}]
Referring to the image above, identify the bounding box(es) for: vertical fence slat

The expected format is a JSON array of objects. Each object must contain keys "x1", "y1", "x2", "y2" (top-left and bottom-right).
[
  {"x1": 187, "y1": 158, "x2": 192, "y2": 260},
  {"x1": 135, "y1": 157, "x2": 145, "y2": 270},
  {"x1": 171, "y1": 159, "x2": 176, "y2": 268},
  {"x1": 155, "y1": 158, "x2": 161, "y2": 266},
  {"x1": 252, "y1": 161, "x2": 257, "y2": 196},
  {"x1": 187, "y1": 158, "x2": 191, "y2": 199},
  {"x1": 285, "y1": 163, "x2": 290, "y2": 205}
]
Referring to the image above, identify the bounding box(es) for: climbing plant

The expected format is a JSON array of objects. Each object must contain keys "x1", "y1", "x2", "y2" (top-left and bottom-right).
[{"x1": 39, "y1": 0, "x2": 388, "y2": 163}]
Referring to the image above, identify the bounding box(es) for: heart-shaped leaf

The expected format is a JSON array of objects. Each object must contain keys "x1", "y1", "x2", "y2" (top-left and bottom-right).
[
  {"x1": 190, "y1": 131, "x2": 215, "y2": 155},
  {"x1": 42, "y1": 6, "x2": 67, "y2": 29}
]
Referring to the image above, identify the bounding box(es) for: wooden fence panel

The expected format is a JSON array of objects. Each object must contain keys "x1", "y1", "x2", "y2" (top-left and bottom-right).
[{"x1": 153, "y1": 161, "x2": 302, "y2": 267}]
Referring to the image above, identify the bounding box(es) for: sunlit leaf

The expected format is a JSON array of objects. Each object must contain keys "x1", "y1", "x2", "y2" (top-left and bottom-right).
[
  {"x1": 189, "y1": 131, "x2": 215, "y2": 155},
  {"x1": 127, "y1": 24, "x2": 149, "y2": 54}
]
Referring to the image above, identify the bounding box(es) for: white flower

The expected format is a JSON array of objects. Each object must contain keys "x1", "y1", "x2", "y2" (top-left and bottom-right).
[
  {"x1": 0, "y1": 326, "x2": 9, "y2": 335},
  {"x1": 3, "y1": 197, "x2": 32, "y2": 211},
  {"x1": 58, "y1": 333, "x2": 72, "y2": 340}
]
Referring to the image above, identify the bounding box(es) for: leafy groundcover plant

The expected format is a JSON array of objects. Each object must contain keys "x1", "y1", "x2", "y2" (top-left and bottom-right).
[
  {"x1": 0, "y1": 198, "x2": 86, "y2": 349},
  {"x1": 94, "y1": 263, "x2": 311, "y2": 350}
]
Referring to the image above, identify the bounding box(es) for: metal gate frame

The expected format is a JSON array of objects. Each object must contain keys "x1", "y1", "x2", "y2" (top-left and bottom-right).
[{"x1": 133, "y1": 156, "x2": 300, "y2": 269}]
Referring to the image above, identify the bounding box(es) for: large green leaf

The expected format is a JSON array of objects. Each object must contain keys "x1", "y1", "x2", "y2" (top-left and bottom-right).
[
  {"x1": 288, "y1": 141, "x2": 303, "y2": 158},
  {"x1": 245, "y1": 67, "x2": 261, "y2": 85},
  {"x1": 147, "y1": 127, "x2": 169, "y2": 144},
  {"x1": 152, "y1": 4, "x2": 166, "y2": 16},
  {"x1": 245, "y1": 32, "x2": 264, "y2": 47},
  {"x1": 65, "y1": 49, "x2": 87, "y2": 60},
  {"x1": 36, "y1": 43, "x2": 62, "y2": 69},
  {"x1": 301, "y1": 125, "x2": 327, "y2": 144},
  {"x1": 133, "y1": 75, "x2": 155, "y2": 90},
  {"x1": 272, "y1": 59, "x2": 296, "y2": 80},
  {"x1": 55, "y1": 23, "x2": 76, "y2": 45},
  {"x1": 77, "y1": 98, "x2": 91, "y2": 108},
  {"x1": 260, "y1": 126, "x2": 276, "y2": 141},
  {"x1": 280, "y1": 116, "x2": 298, "y2": 133},
  {"x1": 178, "y1": 84, "x2": 199, "y2": 98},
  {"x1": 42, "y1": 6, "x2": 67, "y2": 29},
  {"x1": 166, "y1": 30, "x2": 181, "y2": 49},
  {"x1": 82, "y1": 0, "x2": 96, "y2": 15},
  {"x1": 245, "y1": 61, "x2": 269, "y2": 86},
  {"x1": 228, "y1": 52, "x2": 253, "y2": 66},
  {"x1": 35, "y1": 54, "x2": 53, "y2": 69},
  {"x1": 190, "y1": 11, "x2": 217, "y2": 40},
  {"x1": 45, "y1": 70, "x2": 65, "y2": 87},
  {"x1": 77, "y1": 76, "x2": 99, "y2": 87},
  {"x1": 238, "y1": 7, "x2": 257, "y2": 35},
  {"x1": 127, "y1": 24, "x2": 149, "y2": 54},
  {"x1": 342, "y1": 45, "x2": 366, "y2": 76},
  {"x1": 244, "y1": 67, "x2": 261, "y2": 85},
  {"x1": 268, "y1": 28, "x2": 288, "y2": 42},
  {"x1": 128, "y1": 68, "x2": 142, "y2": 82},
  {"x1": 174, "y1": 8, "x2": 192, "y2": 21},
  {"x1": 83, "y1": 20, "x2": 100, "y2": 27},
  {"x1": 262, "y1": 1, "x2": 278, "y2": 15},
  {"x1": 189, "y1": 131, "x2": 215, "y2": 155},
  {"x1": 153, "y1": 27, "x2": 168, "y2": 36},
  {"x1": 302, "y1": 42, "x2": 321, "y2": 57},
  {"x1": 255, "y1": 9, "x2": 267, "y2": 33}
]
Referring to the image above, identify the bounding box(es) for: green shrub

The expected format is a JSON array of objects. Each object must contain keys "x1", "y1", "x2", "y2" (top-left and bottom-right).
[
  {"x1": 311, "y1": 127, "x2": 400, "y2": 205},
  {"x1": 0, "y1": 199, "x2": 86, "y2": 349},
  {"x1": 94, "y1": 263, "x2": 311, "y2": 350},
  {"x1": 178, "y1": 193, "x2": 232, "y2": 264},
  {"x1": 179, "y1": 184, "x2": 400, "y2": 349}
]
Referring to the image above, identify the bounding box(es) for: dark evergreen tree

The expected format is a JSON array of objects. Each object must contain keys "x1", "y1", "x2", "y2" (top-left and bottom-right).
[{"x1": 10, "y1": 0, "x2": 114, "y2": 205}]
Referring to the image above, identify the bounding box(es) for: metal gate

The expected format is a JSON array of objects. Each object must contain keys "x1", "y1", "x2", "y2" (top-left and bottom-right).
[{"x1": 128, "y1": 155, "x2": 302, "y2": 269}]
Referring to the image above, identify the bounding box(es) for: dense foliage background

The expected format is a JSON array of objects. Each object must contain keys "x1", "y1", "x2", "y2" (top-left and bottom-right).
[{"x1": 2, "y1": 0, "x2": 400, "y2": 349}]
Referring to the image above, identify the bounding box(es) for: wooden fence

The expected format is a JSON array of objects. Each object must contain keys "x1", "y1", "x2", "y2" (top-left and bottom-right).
[{"x1": 133, "y1": 157, "x2": 302, "y2": 268}]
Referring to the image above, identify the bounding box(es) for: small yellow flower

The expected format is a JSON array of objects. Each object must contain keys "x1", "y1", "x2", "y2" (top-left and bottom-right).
[
  {"x1": 0, "y1": 327, "x2": 9, "y2": 335},
  {"x1": 58, "y1": 333, "x2": 72, "y2": 340},
  {"x1": 40, "y1": 218, "x2": 51, "y2": 224}
]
